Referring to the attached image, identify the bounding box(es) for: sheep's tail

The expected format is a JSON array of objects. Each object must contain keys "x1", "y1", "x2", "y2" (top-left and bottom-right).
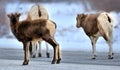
[
  {"x1": 105, "y1": 13, "x2": 114, "y2": 24},
  {"x1": 37, "y1": 5, "x2": 41, "y2": 17}
]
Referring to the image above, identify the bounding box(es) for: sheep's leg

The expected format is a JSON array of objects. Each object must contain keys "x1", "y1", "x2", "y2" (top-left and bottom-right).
[
  {"x1": 35, "y1": 42, "x2": 39, "y2": 57},
  {"x1": 90, "y1": 36, "x2": 98, "y2": 59},
  {"x1": 48, "y1": 37, "x2": 61, "y2": 63},
  {"x1": 38, "y1": 41, "x2": 42, "y2": 57},
  {"x1": 38, "y1": 41, "x2": 50, "y2": 58},
  {"x1": 105, "y1": 32, "x2": 113, "y2": 59},
  {"x1": 43, "y1": 35, "x2": 61, "y2": 64},
  {"x1": 45, "y1": 42, "x2": 50, "y2": 58},
  {"x1": 107, "y1": 40, "x2": 113, "y2": 59},
  {"x1": 29, "y1": 42, "x2": 32, "y2": 56},
  {"x1": 57, "y1": 44, "x2": 61, "y2": 64},
  {"x1": 50, "y1": 38, "x2": 61, "y2": 64},
  {"x1": 52, "y1": 37, "x2": 61, "y2": 64},
  {"x1": 47, "y1": 38, "x2": 59, "y2": 64},
  {"x1": 31, "y1": 41, "x2": 38, "y2": 58},
  {"x1": 23, "y1": 42, "x2": 30, "y2": 65}
]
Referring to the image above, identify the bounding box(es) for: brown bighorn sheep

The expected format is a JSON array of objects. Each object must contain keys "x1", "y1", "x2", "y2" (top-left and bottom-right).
[
  {"x1": 76, "y1": 12, "x2": 113, "y2": 59},
  {"x1": 7, "y1": 13, "x2": 61, "y2": 65},
  {"x1": 26, "y1": 4, "x2": 51, "y2": 58}
]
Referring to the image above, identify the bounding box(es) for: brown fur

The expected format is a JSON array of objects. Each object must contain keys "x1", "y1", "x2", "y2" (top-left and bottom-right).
[
  {"x1": 8, "y1": 13, "x2": 61, "y2": 65},
  {"x1": 76, "y1": 12, "x2": 113, "y2": 59},
  {"x1": 76, "y1": 13, "x2": 100, "y2": 36}
]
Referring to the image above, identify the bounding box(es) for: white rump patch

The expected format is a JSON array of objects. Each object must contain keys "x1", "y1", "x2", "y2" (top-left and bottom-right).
[
  {"x1": 97, "y1": 12, "x2": 113, "y2": 35},
  {"x1": 28, "y1": 4, "x2": 48, "y2": 20}
]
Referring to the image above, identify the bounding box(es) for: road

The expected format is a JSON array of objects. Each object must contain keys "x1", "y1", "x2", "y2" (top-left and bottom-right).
[{"x1": 0, "y1": 48, "x2": 120, "y2": 70}]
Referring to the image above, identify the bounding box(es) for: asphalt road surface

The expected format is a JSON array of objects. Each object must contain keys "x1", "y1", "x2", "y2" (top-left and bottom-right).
[{"x1": 0, "y1": 48, "x2": 120, "y2": 70}]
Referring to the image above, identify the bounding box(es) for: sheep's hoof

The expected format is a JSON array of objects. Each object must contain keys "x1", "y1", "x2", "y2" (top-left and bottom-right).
[
  {"x1": 108, "y1": 55, "x2": 114, "y2": 59},
  {"x1": 51, "y1": 59, "x2": 61, "y2": 64},
  {"x1": 46, "y1": 53, "x2": 50, "y2": 58},
  {"x1": 51, "y1": 61, "x2": 56, "y2": 64},
  {"x1": 38, "y1": 53, "x2": 42, "y2": 57},
  {"x1": 56, "y1": 58, "x2": 61, "y2": 64},
  {"x1": 92, "y1": 55, "x2": 97, "y2": 59},
  {"x1": 32, "y1": 55, "x2": 36, "y2": 58},
  {"x1": 92, "y1": 57, "x2": 96, "y2": 59},
  {"x1": 22, "y1": 60, "x2": 29, "y2": 65},
  {"x1": 112, "y1": 53, "x2": 114, "y2": 55},
  {"x1": 51, "y1": 59, "x2": 57, "y2": 64}
]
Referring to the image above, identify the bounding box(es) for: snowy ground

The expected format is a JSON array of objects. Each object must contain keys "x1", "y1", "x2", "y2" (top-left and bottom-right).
[
  {"x1": 1, "y1": 59, "x2": 120, "y2": 70},
  {"x1": 0, "y1": 48, "x2": 120, "y2": 70}
]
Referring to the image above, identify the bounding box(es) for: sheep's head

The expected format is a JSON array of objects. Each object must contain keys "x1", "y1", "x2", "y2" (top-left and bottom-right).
[
  {"x1": 7, "y1": 13, "x2": 21, "y2": 24},
  {"x1": 76, "y1": 13, "x2": 86, "y2": 28}
]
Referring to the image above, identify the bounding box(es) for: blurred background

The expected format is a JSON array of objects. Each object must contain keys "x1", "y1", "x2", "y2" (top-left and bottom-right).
[{"x1": 0, "y1": 0, "x2": 120, "y2": 52}]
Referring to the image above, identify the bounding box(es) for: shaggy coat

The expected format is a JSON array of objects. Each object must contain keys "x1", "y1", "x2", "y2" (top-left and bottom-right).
[
  {"x1": 76, "y1": 12, "x2": 113, "y2": 59},
  {"x1": 8, "y1": 13, "x2": 61, "y2": 65}
]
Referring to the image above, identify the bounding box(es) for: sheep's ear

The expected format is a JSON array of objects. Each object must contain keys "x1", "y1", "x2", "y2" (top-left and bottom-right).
[
  {"x1": 15, "y1": 13, "x2": 21, "y2": 17},
  {"x1": 81, "y1": 13, "x2": 84, "y2": 16},
  {"x1": 82, "y1": 13, "x2": 87, "y2": 18},
  {"x1": 77, "y1": 14, "x2": 83, "y2": 17},
  {"x1": 7, "y1": 14, "x2": 11, "y2": 18},
  {"x1": 77, "y1": 14, "x2": 81, "y2": 18}
]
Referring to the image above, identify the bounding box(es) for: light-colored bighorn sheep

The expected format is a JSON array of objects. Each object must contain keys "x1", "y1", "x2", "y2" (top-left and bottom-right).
[{"x1": 76, "y1": 12, "x2": 113, "y2": 59}]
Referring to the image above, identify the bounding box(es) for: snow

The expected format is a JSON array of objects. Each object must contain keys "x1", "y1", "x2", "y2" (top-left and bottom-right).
[
  {"x1": 0, "y1": 59, "x2": 120, "y2": 70},
  {"x1": 2, "y1": 2, "x2": 120, "y2": 53},
  {"x1": 0, "y1": 38, "x2": 22, "y2": 49}
]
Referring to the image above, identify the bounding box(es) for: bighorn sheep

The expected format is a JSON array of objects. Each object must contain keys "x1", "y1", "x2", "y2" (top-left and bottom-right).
[
  {"x1": 8, "y1": 13, "x2": 61, "y2": 65},
  {"x1": 26, "y1": 4, "x2": 51, "y2": 58},
  {"x1": 76, "y1": 12, "x2": 113, "y2": 59}
]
